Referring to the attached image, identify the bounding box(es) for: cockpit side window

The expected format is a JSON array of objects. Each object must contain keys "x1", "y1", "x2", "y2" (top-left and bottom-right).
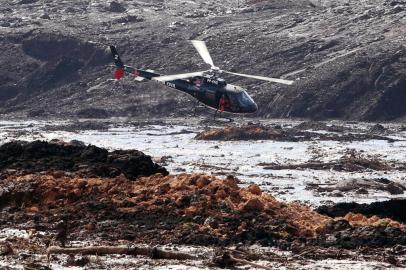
[{"x1": 240, "y1": 91, "x2": 255, "y2": 104}]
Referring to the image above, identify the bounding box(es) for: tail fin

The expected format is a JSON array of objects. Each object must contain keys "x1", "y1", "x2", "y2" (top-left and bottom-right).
[
  {"x1": 110, "y1": 46, "x2": 124, "y2": 68},
  {"x1": 110, "y1": 46, "x2": 125, "y2": 80}
]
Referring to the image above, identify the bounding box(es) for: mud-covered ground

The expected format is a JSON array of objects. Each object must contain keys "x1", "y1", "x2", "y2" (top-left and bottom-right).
[
  {"x1": 0, "y1": 0, "x2": 405, "y2": 120},
  {"x1": 1, "y1": 118, "x2": 406, "y2": 269}
]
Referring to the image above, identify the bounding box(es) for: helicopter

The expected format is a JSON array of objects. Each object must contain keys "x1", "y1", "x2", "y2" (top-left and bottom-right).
[{"x1": 109, "y1": 40, "x2": 294, "y2": 115}]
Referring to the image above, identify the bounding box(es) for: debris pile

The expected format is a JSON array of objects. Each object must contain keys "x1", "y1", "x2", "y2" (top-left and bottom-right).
[
  {"x1": 1, "y1": 171, "x2": 405, "y2": 248},
  {"x1": 195, "y1": 124, "x2": 395, "y2": 142},
  {"x1": 0, "y1": 173, "x2": 330, "y2": 246},
  {"x1": 261, "y1": 149, "x2": 401, "y2": 172},
  {"x1": 0, "y1": 140, "x2": 168, "y2": 179},
  {"x1": 317, "y1": 199, "x2": 406, "y2": 223}
]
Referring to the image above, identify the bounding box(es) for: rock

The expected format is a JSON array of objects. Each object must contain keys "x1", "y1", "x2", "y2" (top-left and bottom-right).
[
  {"x1": 241, "y1": 198, "x2": 264, "y2": 212},
  {"x1": 19, "y1": 0, "x2": 38, "y2": 4},
  {"x1": 76, "y1": 108, "x2": 110, "y2": 119},
  {"x1": 40, "y1": 14, "x2": 51, "y2": 20},
  {"x1": 0, "y1": 242, "x2": 13, "y2": 256},
  {"x1": 64, "y1": 7, "x2": 77, "y2": 13},
  {"x1": 247, "y1": 184, "x2": 262, "y2": 195},
  {"x1": 0, "y1": 140, "x2": 168, "y2": 180},
  {"x1": 331, "y1": 190, "x2": 344, "y2": 197},
  {"x1": 0, "y1": 22, "x2": 11, "y2": 27},
  {"x1": 204, "y1": 217, "x2": 218, "y2": 229},
  {"x1": 196, "y1": 176, "x2": 210, "y2": 188},
  {"x1": 108, "y1": 1, "x2": 126, "y2": 13},
  {"x1": 368, "y1": 124, "x2": 387, "y2": 134},
  {"x1": 224, "y1": 175, "x2": 238, "y2": 188},
  {"x1": 316, "y1": 199, "x2": 406, "y2": 223},
  {"x1": 386, "y1": 182, "x2": 404, "y2": 195}
]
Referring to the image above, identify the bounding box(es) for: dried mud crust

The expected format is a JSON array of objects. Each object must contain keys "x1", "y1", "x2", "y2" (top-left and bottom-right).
[
  {"x1": 194, "y1": 124, "x2": 397, "y2": 142},
  {"x1": 0, "y1": 140, "x2": 168, "y2": 179},
  {"x1": 0, "y1": 172, "x2": 405, "y2": 249}
]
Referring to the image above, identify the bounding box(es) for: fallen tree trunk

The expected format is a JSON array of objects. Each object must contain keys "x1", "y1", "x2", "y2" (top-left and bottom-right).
[{"x1": 47, "y1": 245, "x2": 197, "y2": 260}]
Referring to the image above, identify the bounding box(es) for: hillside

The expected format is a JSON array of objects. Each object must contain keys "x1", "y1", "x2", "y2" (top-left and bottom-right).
[{"x1": 0, "y1": 0, "x2": 405, "y2": 120}]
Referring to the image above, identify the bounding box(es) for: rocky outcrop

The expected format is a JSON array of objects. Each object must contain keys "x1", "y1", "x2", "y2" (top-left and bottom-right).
[{"x1": 0, "y1": 140, "x2": 168, "y2": 179}]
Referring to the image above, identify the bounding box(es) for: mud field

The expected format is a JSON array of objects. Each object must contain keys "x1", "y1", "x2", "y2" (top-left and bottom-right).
[{"x1": 0, "y1": 118, "x2": 405, "y2": 269}]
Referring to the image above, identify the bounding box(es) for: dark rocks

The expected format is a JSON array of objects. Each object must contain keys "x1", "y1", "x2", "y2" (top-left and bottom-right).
[
  {"x1": 368, "y1": 124, "x2": 387, "y2": 134},
  {"x1": 19, "y1": 0, "x2": 39, "y2": 4},
  {"x1": 113, "y1": 15, "x2": 143, "y2": 24},
  {"x1": 316, "y1": 199, "x2": 406, "y2": 223},
  {"x1": 0, "y1": 140, "x2": 168, "y2": 180},
  {"x1": 76, "y1": 108, "x2": 110, "y2": 119},
  {"x1": 321, "y1": 225, "x2": 406, "y2": 249},
  {"x1": 39, "y1": 14, "x2": 51, "y2": 20},
  {"x1": 108, "y1": 1, "x2": 126, "y2": 13}
]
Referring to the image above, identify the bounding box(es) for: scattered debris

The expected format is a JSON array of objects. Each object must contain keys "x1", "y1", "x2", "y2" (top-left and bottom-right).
[
  {"x1": 317, "y1": 199, "x2": 406, "y2": 223},
  {"x1": 261, "y1": 150, "x2": 401, "y2": 172},
  {"x1": 195, "y1": 124, "x2": 397, "y2": 142}
]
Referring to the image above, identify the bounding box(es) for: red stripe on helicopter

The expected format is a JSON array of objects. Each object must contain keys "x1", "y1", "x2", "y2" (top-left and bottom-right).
[{"x1": 114, "y1": 68, "x2": 125, "y2": 80}]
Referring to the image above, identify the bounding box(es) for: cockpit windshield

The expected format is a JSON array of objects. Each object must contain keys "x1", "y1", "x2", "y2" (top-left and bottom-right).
[{"x1": 238, "y1": 91, "x2": 255, "y2": 104}]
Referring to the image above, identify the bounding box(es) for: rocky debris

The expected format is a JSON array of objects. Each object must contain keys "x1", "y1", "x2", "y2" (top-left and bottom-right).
[
  {"x1": 324, "y1": 178, "x2": 406, "y2": 195},
  {"x1": 44, "y1": 121, "x2": 111, "y2": 132},
  {"x1": 108, "y1": 1, "x2": 126, "y2": 13},
  {"x1": 19, "y1": 0, "x2": 39, "y2": 4},
  {"x1": 195, "y1": 124, "x2": 286, "y2": 141},
  {"x1": 317, "y1": 199, "x2": 406, "y2": 223},
  {"x1": 263, "y1": 149, "x2": 400, "y2": 172},
  {"x1": 317, "y1": 219, "x2": 406, "y2": 249},
  {"x1": 1, "y1": 171, "x2": 405, "y2": 249},
  {"x1": 195, "y1": 124, "x2": 396, "y2": 142},
  {"x1": 0, "y1": 140, "x2": 168, "y2": 179},
  {"x1": 369, "y1": 123, "x2": 388, "y2": 134},
  {"x1": 0, "y1": 173, "x2": 329, "y2": 245}
]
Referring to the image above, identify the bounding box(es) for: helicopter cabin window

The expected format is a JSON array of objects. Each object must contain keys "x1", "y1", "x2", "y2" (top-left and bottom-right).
[{"x1": 190, "y1": 76, "x2": 203, "y2": 87}]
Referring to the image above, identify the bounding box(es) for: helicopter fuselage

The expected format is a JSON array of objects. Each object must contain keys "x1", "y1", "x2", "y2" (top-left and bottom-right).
[{"x1": 121, "y1": 65, "x2": 258, "y2": 114}]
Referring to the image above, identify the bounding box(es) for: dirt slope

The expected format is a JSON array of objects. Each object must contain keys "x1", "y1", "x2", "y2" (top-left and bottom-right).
[{"x1": 0, "y1": 0, "x2": 405, "y2": 120}]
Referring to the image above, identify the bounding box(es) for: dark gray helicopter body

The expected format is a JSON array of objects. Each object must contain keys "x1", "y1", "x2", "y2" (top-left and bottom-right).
[{"x1": 110, "y1": 41, "x2": 293, "y2": 114}]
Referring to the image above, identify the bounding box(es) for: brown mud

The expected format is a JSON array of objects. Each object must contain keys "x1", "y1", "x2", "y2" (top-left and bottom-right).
[
  {"x1": 1, "y1": 170, "x2": 405, "y2": 249},
  {"x1": 1, "y1": 141, "x2": 406, "y2": 268},
  {"x1": 195, "y1": 124, "x2": 397, "y2": 142}
]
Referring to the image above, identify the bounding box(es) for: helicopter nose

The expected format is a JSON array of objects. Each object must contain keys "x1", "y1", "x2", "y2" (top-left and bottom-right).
[{"x1": 246, "y1": 102, "x2": 258, "y2": 113}]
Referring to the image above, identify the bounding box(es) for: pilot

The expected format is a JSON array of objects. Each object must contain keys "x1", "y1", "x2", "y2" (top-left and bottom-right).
[
  {"x1": 219, "y1": 94, "x2": 229, "y2": 112},
  {"x1": 192, "y1": 77, "x2": 202, "y2": 87}
]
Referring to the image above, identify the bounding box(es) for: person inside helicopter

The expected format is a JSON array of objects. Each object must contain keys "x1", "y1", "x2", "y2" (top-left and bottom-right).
[{"x1": 219, "y1": 94, "x2": 230, "y2": 112}]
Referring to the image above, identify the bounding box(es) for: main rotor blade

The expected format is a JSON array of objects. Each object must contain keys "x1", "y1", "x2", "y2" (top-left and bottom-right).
[
  {"x1": 223, "y1": 71, "x2": 294, "y2": 85},
  {"x1": 153, "y1": 71, "x2": 208, "y2": 82},
  {"x1": 190, "y1": 40, "x2": 215, "y2": 68}
]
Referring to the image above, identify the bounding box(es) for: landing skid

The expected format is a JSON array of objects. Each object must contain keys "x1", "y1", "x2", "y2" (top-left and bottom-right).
[{"x1": 213, "y1": 110, "x2": 234, "y2": 122}]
